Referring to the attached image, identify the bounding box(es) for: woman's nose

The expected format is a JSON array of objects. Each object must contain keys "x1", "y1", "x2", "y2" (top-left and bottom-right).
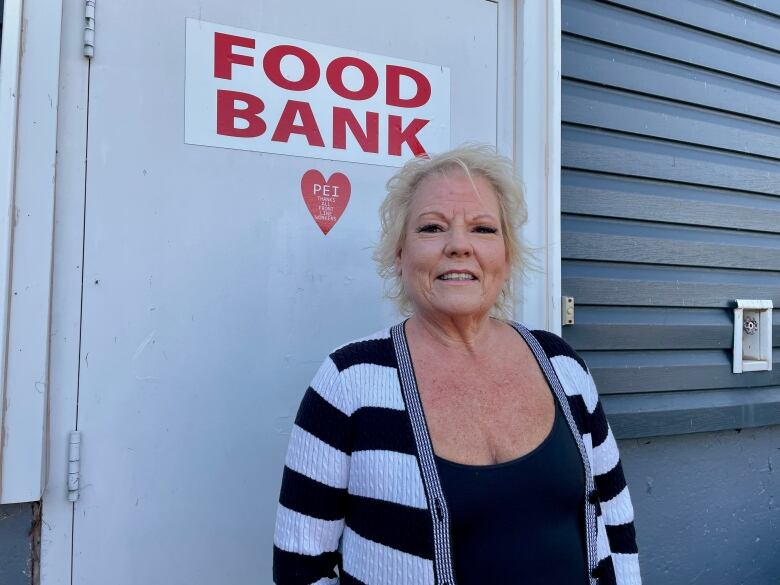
[{"x1": 444, "y1": 227, "x2": 472, "y2": 256}]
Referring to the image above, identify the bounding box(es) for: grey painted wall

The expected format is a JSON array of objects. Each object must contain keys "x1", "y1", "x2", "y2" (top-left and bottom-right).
[
  {"x1": 563, "y1": 2, "x2": 780, "y2": 583},
  {"x1": 620, "y1": 425, "x2": 780, "y2": 585},
  {"x1": 0, "y1": 503, "x2": 34, "y2": 585},
  {"x1": 561, "y1": 0, "x2": 780, "y2": 436}
]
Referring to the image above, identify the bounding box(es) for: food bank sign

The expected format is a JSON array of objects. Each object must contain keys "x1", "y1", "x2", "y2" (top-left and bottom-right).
[{"x1": 185, "y1": 19, "x2": 451, "y2": 167}]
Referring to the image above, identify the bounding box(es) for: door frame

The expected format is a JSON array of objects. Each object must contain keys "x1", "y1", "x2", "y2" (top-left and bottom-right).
[
  {"x1": 38, "y1": 0, "x2": 88, "y2": 583},
  {"x1": 513, "y1": 0, "x2": 562, "y2": 334},
  {"x1": 0, "y1": 0, "x2": 64, "y2": 505},
  {"x1": 39, "y1": 1, "x2": 561, "y2": 583}
]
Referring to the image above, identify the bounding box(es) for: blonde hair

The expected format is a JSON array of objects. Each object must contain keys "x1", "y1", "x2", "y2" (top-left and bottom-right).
[{"x1": 373, "y1": 144, "x2": 531, "y2": 319}]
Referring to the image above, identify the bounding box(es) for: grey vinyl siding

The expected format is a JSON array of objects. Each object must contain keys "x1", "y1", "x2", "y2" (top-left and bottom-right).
[
  {"x1": 561, "y1": 0, "x2": 780, "y2": 438},
  {"x1": 0, "y1": 503, "x2": 34, "y2": 585}
]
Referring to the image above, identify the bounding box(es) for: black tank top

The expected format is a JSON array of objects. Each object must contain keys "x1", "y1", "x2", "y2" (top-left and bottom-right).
[{"x1": 434, "y1": 400, "x2": 589, "y2": 584}]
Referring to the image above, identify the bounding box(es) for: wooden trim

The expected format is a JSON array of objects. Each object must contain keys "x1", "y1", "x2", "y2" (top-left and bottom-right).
[
  {"x1": 0, "y1": 0, "x2": 24, "y2": 503},
  {"x1": 0, "y1": 0, "x2": 63, "y2": 504},
  {"x1": 516, "y1": 0, "x2": 562, "y2": 332}
]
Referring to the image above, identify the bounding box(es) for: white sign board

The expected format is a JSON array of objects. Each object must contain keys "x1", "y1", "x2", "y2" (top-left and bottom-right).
[{"x1": 185, "y1": 19, "x2": 451, "y2": 166}]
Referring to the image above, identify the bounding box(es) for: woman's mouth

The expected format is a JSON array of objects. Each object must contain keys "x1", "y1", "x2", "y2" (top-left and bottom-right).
[{"x1": 437, "y1": 272, "x2": 477, "y2": 281}]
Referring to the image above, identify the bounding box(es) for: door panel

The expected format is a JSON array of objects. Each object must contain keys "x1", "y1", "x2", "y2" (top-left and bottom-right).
[{"x1": 75, "y1": 1, "x2": 498, "y2": 582}]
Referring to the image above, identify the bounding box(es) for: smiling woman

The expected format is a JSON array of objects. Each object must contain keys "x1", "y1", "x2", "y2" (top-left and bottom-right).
[
  {"x1": 375, "y1": 144, "x2": 528, "y2": 319},
  {"x1": 395, "y1": 171, "x2": 509, "y2": 321},
  {"x1": 273, "y1": 145, "x2": 641, "y2": 585}
]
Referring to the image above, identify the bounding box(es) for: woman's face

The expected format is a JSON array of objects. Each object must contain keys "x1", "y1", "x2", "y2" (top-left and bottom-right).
[{"x1": 395, "y1": 170, "x2": 509, "y2": 321}]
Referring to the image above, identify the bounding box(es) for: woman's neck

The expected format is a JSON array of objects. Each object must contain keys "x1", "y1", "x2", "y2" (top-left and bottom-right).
[{"x1": 405, "y1": 311, "x2": 503, "y2": 356}]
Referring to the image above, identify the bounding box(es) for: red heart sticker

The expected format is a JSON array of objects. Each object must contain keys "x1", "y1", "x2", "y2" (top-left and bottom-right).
[{"x1": 301, "y1": 170, "x2": 351, "y2": 235}]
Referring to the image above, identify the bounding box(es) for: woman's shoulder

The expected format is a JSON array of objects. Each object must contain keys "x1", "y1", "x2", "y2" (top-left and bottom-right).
[
  {"x1": 508, "y1": 320, "x2": 589, "y2": 374},
  {"x1": 307, "y1": 326, "x2": 398, "y2": 415},
  {"x1": 509, "y1": 321, "x2": 602, "y2": 412},
  {"x1": 326, "y1": 325, "x2": 397, "y2": 373}
]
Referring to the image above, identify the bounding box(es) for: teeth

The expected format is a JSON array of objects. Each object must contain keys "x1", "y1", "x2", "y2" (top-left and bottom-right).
[{"x1": 439, "y1": 273, "x2": 475, "y2": 280}]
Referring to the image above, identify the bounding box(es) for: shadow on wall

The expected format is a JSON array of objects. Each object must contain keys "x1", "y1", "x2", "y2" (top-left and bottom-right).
[{"x1": 618, "y1": 425, "x2": 780, "y2": 585}]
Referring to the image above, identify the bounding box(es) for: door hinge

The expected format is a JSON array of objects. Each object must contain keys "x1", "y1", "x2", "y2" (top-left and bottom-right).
[
  {"x1": 562, "y1": 296, "x2": 575, "y2": 326},
  {"x1": 68, "y1": 431, "x2": 81, "y2": 502},
  {"x1": 84, "y1": 0, "x2": 95, "y2": 58}
]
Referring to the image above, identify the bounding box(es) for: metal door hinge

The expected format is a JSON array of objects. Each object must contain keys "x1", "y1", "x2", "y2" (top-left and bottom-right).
[
  {"x1": 84, "y1": 0, "x2": 95, "y2": 58},
  {"x1": 562, "y1": 296, "x2": 574, "y2": 326},
  {"x1": 68, "y1": 431, "x2": 81, "y2": 502}
]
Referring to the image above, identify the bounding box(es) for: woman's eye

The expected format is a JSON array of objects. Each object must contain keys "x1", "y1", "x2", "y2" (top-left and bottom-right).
[
  {"x1": 417, "y1": 224, "x2": 443, "y2": 233},
  {"x1": 474, "y1": 226, "x2": 498, "y2": 234}
]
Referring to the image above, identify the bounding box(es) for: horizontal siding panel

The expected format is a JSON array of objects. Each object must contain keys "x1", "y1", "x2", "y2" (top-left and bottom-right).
[
  {"x1": 563, "y1": 126, "x2": 780, "y2": 195},
  {"x1": 562, "y1": 216, "x2": 780, "y2": 270},
  {"x1": 563, "y1": 260, "x2": 780, "y2": 308},
  {"x1": 562, "y1": 171, "x2": 780, "y2": 233},
  {"x1": 564, "y1": 306, "x2": 780, "y2": 350},
  {"x1": 585, "y1": 349, "x2": 780, "y2": 394},
  {"x1": 565, "y1": 275, "x2": 780, "y2": 308},
  {"x1": 603, "y1": 387, "x2": 780, "y2": 438},
  {"x1": 563, "y1": 0, "x2": 780, "y2": 432},
  {"x1": 563, "y1": 0, "x2": 780, "y2": 87},
  {"x1": 603, "y1": 0, "x2": 780, "y2": 52},
  {"x1": 563, "y1": 80, "x2": 780, "y2": 159},
  {"x1": 731, "y1": 1, "x2": 780, "y2": 18},
  {"x1": 562, "y1": 36, "x2": 780, "y2": 123}
]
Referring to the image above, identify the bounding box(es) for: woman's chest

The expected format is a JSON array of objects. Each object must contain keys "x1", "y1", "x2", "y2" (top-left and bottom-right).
[{"x1": 414, "y1": 349, "x2": 556, "y2": 465}]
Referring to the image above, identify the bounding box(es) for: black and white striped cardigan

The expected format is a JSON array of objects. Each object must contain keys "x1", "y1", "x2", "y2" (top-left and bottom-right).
[{"x1": 273, "y1": 320, "x2": 641, "y2": 585}]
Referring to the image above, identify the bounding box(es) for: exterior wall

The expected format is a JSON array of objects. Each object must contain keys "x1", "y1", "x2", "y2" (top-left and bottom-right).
[
  {"x1": 0, "y1": 0, "x2": 775, "y2": 582},
  {"x1": 620, "y1": 425, "x2": 780, "y2": 585},
  {"x1": 0, "y1": 503, "x2": 34, "y2": 584},
  {"x1": 561, "y1": 0, "x2": 780, "y2": 436},
  {"x1": 564, "y1": 1, "x2": 780, "y2": 582}
]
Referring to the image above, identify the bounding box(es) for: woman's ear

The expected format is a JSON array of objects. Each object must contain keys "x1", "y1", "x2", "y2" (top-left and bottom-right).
[{"x1": 394, "y1": 248, "x2": 402, "y2": 275}]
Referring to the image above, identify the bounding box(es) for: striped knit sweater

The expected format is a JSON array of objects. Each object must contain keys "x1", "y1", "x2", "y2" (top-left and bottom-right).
[{"x1": 273, "y1": 320, "x2": 641, "y2": 585}]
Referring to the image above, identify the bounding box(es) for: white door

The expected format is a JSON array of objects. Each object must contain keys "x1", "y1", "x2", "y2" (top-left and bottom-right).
[{"x1": 74, "y1": 1, "x2": 500, "y2": 582}]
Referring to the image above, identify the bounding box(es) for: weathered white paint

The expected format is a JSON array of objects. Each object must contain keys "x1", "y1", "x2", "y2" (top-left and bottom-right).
[
  {"x1": 0, "y1": 0, "x2": 63, "y2": 504},
  {"x1": 515, "y1": 0, "x2": 562, "y2": 332}
]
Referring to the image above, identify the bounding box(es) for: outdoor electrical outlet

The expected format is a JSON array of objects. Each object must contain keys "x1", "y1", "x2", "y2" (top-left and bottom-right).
[{"x1": 733, "y1": 300, "x2": 773, "y2": 373}]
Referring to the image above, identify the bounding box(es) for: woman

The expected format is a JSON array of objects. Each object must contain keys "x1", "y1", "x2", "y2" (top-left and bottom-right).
[{"x1": 273, "y1": 145, "x2": 641, "y2": 585}]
